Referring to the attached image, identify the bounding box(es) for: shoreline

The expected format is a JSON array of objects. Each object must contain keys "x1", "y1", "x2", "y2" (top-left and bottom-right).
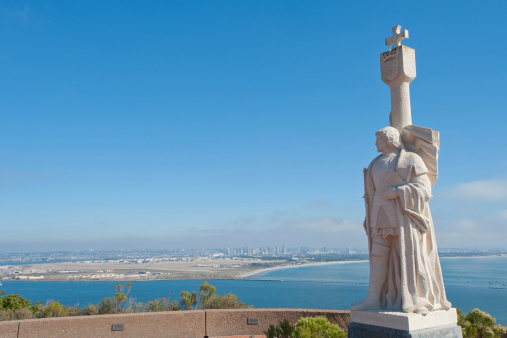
[
  {"x1": 0, "y1": 260, "x2": 369, "y2": 283},
  {"x1": 3, "y1": 256, "x2": 505, "y2": 283},
  {"x1": 237, "y1": 260, "x2": 368, "y2": 279},
  {"x1": 440, "y1": 255, "x2": 507, "y2": 259}
]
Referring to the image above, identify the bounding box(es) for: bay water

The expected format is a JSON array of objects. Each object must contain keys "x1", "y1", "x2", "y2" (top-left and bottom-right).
[{"x1": 1, "y1": 256, "x2": 505, "y2": 325}]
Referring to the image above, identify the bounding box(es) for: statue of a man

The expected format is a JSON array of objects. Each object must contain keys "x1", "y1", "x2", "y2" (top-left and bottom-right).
[{"x1": 352, "y1": 126, "x2": 451, "y2": 314}]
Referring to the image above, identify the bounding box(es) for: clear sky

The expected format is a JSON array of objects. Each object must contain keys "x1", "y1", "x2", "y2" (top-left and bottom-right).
[{"x1": 1, "y1": 1, "x2": 506, "y2": 252}]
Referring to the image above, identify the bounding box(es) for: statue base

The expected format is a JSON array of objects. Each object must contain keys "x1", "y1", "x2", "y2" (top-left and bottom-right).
[{"x1": 348, "y1": 308, "x2": 462, "y2": 338}]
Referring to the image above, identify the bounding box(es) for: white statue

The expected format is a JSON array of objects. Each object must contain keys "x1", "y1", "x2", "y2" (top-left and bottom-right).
[
  {"x1": 351, "y1": 126, "x2": 451, "y2": 314},
  {"x1": 348, "y1": 26, "x2": 461, "y2": 338},
  {"x1": 350, "y1": 26, "x2": 453, "y2": 315}
]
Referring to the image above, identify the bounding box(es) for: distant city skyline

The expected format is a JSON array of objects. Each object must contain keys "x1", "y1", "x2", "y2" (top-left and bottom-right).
[
  {"x1": 1, "y1": 1, "x2": 506, "y2": 252},
  {"x1": 2, "y1": 246, "x2": 503, "y2": 262}
]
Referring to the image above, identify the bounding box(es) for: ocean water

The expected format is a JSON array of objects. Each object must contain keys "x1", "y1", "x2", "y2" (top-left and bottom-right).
[{"x1": 1, "y1": 257, "x2": 505, "y2": 325}]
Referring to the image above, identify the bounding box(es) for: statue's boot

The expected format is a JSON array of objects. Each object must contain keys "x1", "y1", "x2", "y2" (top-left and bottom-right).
[{"x1": 351, "y1": 242, "x2": 389, "y2": 311}]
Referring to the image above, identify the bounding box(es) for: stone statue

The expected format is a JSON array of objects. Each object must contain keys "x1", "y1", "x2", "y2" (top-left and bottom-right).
[
  {"x1": 351, "y1": 26, "x2": 451, "y2": 315},
  {"x1": 348, "y1": 26, "x2": 462, "y2": 338},
  {"x1": 351, "y1": 126, "x2": 451, "y2": 314}
]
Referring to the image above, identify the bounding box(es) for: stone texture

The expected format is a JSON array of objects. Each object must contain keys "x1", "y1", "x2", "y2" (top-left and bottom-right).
[
  {"x1": 0, "y1": 309, "x2": 350, "y2": 337},
  {"x1": 381, "y1": 44, "x2": 416, "y2": 132},
  {"x1": 205, "y1": 309, "x2": 350, "y2": 337},
  {"x1": 0, "y1": 320, "x2": 19, "y2": 338},
  {"x1": 17, "y1": 310, "x2": 205, "y2": 337},
  {"x1": 353, "y1": 27, "x2": 450, "y2": 316},
  {"x1": 385, "y1": 25, "x2": 409, "y2": 49},
  {"x1": 212, "y1": 336, "x2": 265, "y2": 338},
  {"x1": 351, "y1": 308, "x2": 458, "y2": 331},
  {"x1": 348, "y1": 322, "x2": 462, "y2": 338},
  {"x1": 354, "y1": 126, "x2": 451, "y2": 314}
]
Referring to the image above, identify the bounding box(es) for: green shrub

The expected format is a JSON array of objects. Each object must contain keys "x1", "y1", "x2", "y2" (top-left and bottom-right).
[
  {"x1": 265, "y1": 319, "x2": 294, "y2": 338},
  {"x1": 0, "y1": 291, "x2": 40, "y2": 314},
  {"x1": 142, "y1": 298, "x2": 181, "y2": 312},
  {"x1": 77, "y1": 304, "x2": 98, "y2": 316},
  {"x1": 264, "y1": 317, "x2": 345, "y2": 338},
  {"x1": 458, "y1": 308, "x2": 506, "y2": 338},
  {"x1": 293, "y1": 316, "x2": 346, "y2": 338},
  {"x1": 38, "y1": 301, "x2": 69, "y2": 318},
  {"x1": 203, "y1": 293, "x2": 248, "y2": 309}
]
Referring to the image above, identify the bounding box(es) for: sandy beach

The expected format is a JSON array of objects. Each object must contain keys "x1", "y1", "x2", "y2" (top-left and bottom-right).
[{"x1": 237, "y1": 260, "x2": 368, "y2": 278}]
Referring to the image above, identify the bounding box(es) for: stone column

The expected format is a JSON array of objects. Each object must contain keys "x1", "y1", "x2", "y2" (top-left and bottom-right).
[{"x1": 380, "y1": 27, "x2": 416, "y2": 132}]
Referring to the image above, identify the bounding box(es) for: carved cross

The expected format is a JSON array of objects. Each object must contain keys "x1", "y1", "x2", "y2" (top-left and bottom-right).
[{"x1": 385, "y1": 25, "x2": 409, "y2": 49}]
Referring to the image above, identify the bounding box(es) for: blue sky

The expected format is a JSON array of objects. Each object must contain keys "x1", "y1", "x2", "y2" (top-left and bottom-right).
[{"x1": 1, "y1": 1, "x2": 506, "y2": 252}]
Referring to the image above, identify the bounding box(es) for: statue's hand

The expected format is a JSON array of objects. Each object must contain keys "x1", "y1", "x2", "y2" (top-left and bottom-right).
[{"x1": 381, "y1": 188, "x2": 399, "y2": 200}]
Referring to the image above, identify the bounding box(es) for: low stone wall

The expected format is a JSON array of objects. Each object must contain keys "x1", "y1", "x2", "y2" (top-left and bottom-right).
[
  {"x1": 0, "y1": 309, "x2": 351, "y2": 338},
  {"x1": 1, "y1": 310, "x2": 206, "y2": 338},
  {"x1": 206, "y1": 309, "x2": 350, "y2": 337},
  {"x1": 0, "y1": 321, "x2": 18, "y2": 337}
]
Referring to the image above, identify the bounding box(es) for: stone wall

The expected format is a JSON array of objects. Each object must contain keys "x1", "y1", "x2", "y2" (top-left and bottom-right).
[
  {"x1": 0, "y1": 309, "x2": 351, "y2": 337},
  {"x1": 206, "y1": 309, "x2": 350, "y2": 337}
]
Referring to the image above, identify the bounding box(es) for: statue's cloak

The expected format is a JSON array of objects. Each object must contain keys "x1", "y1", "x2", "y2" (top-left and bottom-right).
[{"x1": 364, "y1": 149, "x2": 451, "y2": 312}]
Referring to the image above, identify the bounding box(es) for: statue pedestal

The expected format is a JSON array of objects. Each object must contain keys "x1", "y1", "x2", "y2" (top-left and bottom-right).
[{"x1": 348, "y1": 308, "x2": 462, "y2": 337}]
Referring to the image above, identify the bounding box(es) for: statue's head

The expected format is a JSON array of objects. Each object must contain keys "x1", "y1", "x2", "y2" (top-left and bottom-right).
[{"x1": 375, "y1": 126, "x2": 401, "y2": 153}]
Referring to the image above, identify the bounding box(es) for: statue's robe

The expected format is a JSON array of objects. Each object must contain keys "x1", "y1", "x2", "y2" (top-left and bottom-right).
[{"x1": 364, "y1": 149, "x2": 451, "y2": 313}]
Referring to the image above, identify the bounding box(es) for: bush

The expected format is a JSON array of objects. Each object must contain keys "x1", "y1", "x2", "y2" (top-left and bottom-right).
[
  {"x1": 142, "y1": 298, "x2": 181, "y2": 312},
  {"x1": 457, "y1": 308, "x2": 506, "y2": 338},
  {"x1": 0, "y1": 291, "x2": 40, "y2": 314},
  {"x1": 77, "y1": 304, "x2": 98, "y2": 316},
  {"x1": 264, "y1": 317, "x2": 345, "y2": 338},
  {"x1": 293, "y1": 316, "x2": 346, "y2": 338},
  {"x1": 0, "y1": 308, "x2": 34, "y2": 321},
  {"x1": 203, "y1": 293, "x2": 248, "y2": 309},
  {"x1": 38, "y1": 301, "x2": 69, "y2": 318},
  {"x1": 11, "y1": 308, "x2": 34, "y2": 320},
  {"x1": 265, "y1": 319, "x2": 294, "y2": 338}
]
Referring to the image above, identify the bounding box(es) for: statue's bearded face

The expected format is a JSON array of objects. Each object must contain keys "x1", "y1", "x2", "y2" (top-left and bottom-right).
[{"x1": 375, "y1": 135, "x2": 390, "y2": 153}]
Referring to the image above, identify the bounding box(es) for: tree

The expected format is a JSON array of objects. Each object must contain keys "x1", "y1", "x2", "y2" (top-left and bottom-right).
[
  {"x1": 179, "y1": 282, "x2": 250, "y2": 310},
  {"x1": 179, "y1": 290, "x2": 199, "y2": 310},
  {"x1": 142, "y1": 298, "x2": 180, "y2": 312},
  {"x1": 199, "y1": 281, "x2": 216, "y2": 308},
  {"x1": 97, "y1": 282, "x2": 136, "y2": 314}
]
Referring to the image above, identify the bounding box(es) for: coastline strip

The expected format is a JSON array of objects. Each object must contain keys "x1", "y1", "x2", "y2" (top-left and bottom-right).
[{"x1": 237, "y1": 260, "x2": 368, "y2": 279}]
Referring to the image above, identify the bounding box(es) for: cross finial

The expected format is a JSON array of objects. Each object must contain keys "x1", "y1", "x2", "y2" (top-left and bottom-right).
[{"x1": 385, "y1": 25, "x2": 409, "y2": 49}]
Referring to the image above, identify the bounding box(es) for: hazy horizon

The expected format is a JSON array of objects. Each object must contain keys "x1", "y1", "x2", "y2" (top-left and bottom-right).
[{"x1": 0, "y1": 244, "x2": 503, "y2": 255}]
